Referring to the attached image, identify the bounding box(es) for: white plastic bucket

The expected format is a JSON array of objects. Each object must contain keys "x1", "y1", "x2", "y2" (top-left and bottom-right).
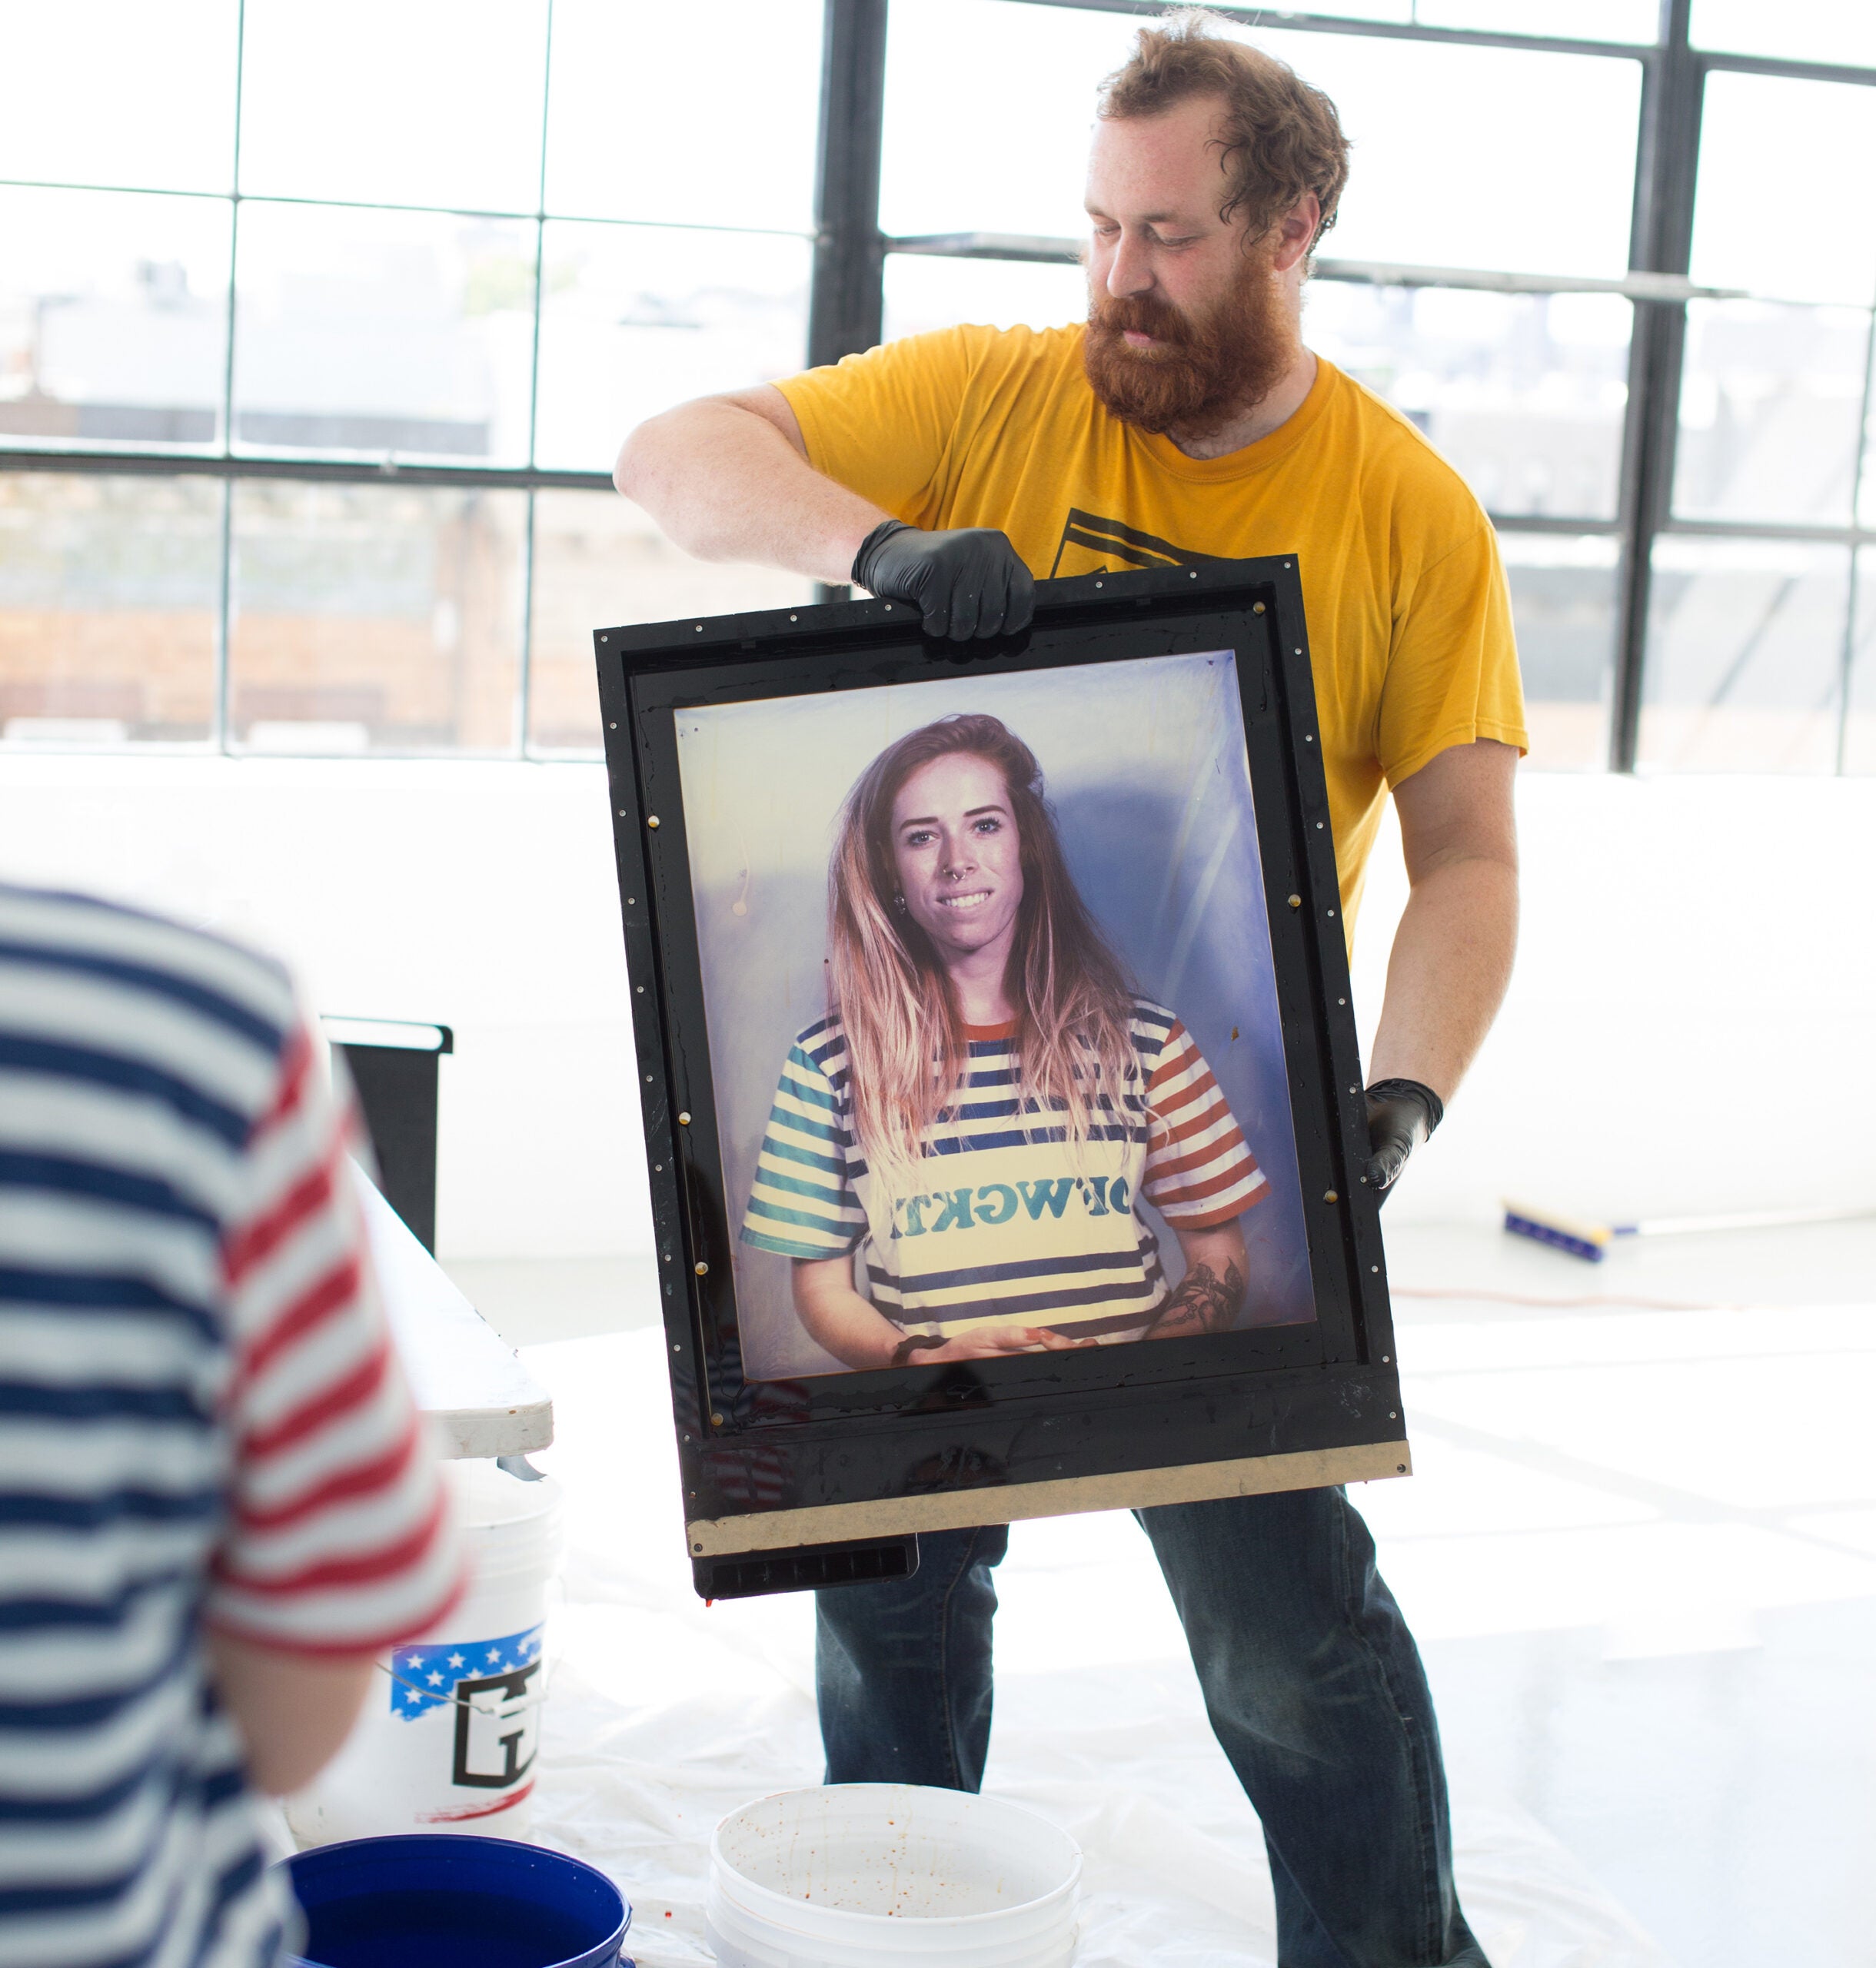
[
  {"x1": 707, "y1": 1784, "x2": 1080, "y2": 1968},
  {"x1": 284, "y1": 1460, "x2": 563, "y2": 1847}
]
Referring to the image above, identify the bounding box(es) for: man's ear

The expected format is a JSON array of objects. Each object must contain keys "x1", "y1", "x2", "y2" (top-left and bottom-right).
[{"x1": 1270, "y1": 191, "x2": 1323, "y2": 275}]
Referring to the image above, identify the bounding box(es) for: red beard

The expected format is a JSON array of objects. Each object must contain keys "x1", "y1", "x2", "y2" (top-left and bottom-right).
[{"x1": 1083, "y1": 248, "x2": 1296, "y2": 439}]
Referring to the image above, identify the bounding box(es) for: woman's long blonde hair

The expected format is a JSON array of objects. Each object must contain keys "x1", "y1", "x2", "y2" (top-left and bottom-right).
[{"x1": 827, "y1": 713, "x2": 1139, "y2": 1175}]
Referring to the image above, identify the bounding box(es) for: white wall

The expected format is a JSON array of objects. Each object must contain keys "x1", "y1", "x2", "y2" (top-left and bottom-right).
[
  {"x1": 0, "y1": 755, "x2": 640, "y2": 1261},
  {"x1": 1352, "y1": 771, "x2": 1876, "y2": 1225},
  {"x1": 4, "y1": 754, "x2": 1871, "y2": 1257}
]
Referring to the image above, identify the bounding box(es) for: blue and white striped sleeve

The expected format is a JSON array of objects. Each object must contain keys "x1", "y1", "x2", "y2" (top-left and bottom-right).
[{"x1": 740, "y1": 1040, "x2": 866, "y2": 1260}]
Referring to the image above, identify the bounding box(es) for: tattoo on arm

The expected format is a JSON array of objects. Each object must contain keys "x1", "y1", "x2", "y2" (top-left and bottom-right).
[{"x1": 1149, "y1": 1258, "x2": 1246, "y2": 1339}]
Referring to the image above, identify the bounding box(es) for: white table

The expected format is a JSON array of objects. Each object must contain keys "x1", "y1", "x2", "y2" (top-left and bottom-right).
[{"x1": 353, "y1": 1163, "x2": 553, "y2": 1461}]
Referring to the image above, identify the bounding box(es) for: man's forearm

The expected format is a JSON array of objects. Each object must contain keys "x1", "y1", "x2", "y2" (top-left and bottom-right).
[
  {"x1": 616, "y1": 397, "x2": 886, "y2": 581},
  {"x1": 1367, "y1": 853, "x2": 1517, "y2": 1102}
]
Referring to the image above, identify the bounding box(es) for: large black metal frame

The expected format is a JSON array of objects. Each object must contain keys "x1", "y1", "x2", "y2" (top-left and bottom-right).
[
  {"x1": 594, "y1": 558, "x2": 1405, "y2": 1598},
  {"x1": 6, "y1": 0, "x2": 1876, "y2": 765}
]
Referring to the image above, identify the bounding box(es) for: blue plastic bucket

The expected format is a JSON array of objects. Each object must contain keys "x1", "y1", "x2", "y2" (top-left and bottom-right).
[{"x1": 278, "y1": 1833, "x2": 631, "y2": 1968}]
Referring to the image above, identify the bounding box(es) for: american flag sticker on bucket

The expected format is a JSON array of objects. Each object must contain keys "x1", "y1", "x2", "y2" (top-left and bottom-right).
[{"x1": 387, "y1": 1624, "x2": 544, "y2": 1720}]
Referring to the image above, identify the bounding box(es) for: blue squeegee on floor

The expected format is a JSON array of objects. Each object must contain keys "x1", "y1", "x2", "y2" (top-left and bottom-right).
[{"x1": 1502, "y1": 1200, "x2": 1874, "y2": 1263}]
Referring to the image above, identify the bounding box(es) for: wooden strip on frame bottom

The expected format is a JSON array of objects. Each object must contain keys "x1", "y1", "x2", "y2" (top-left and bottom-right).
[{"x1": 687, "y1": 1440, "x2": 1412, "y2": 1555}]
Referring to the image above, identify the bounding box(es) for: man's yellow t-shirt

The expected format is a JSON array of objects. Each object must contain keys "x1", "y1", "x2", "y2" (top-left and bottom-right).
[{"x1": 774, "y1": 324, "x2": 1526, "y2": 929}]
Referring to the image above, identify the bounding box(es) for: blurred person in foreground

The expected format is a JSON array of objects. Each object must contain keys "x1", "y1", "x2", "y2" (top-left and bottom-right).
[
  {"x1": 618, "y1": 11, "x2": 1520, "y2": 1963},
  {"x1": 0, "y1": 881, "x2": 461, "y2": 1967}
]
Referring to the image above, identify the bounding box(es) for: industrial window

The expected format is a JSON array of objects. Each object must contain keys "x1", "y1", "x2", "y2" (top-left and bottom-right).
[{"x1": 5, "y1": 0, "x2": 1874, "y2": 774}]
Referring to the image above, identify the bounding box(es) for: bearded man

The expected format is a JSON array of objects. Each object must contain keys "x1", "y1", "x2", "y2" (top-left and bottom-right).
[{"x1": 617, "y1": 12, "x2": 1519, "y2": 1964}]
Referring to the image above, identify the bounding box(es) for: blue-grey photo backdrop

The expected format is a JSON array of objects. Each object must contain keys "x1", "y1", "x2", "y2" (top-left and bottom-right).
[{"x1": 673, "y1": 650, "x2": 1316, "y2": 1379}]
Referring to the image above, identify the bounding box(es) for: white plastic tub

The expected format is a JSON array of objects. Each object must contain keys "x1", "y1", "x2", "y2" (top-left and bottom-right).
[
  {"x1": 284, "y1": 1459, "x2": 562, "y2": 1846},
  {"x1": 707, "y1": 1784, "x2": 1080, "y2": 1967}
]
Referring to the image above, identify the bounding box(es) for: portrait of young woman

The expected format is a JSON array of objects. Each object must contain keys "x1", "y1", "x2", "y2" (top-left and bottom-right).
[
  {"x1": 740, "y1": 711, "x2": 1276, "y2": 1370},
  {"x1": 672, "y1": 651, "x2": 1316, "y2": 1381}
]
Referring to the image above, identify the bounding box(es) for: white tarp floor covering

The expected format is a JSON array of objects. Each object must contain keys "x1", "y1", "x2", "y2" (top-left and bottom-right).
[{"x1": 513, "y1": 1328, "x2": 1668, "y2": 1967}]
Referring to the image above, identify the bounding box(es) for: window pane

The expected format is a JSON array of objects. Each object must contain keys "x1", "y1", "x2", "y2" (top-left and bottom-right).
[
  {"x1": 228, "y1": 482, "x2": 524, "y2": 753},
  {"x1": 880, "y1": 1, "x2": 1123, "y2": 239},
  {"x1": 544, "y1": 0, "x2": 821, "y2": 231},
  {"x1": 1308, "y1": 283, "x2": 1631, "y2": 519},
  {"x1": 0, "y1": 0, "x2": 237, "y2": 194},
  {"x1": 1845, "y1": 550, "x2": 1876, "y2": 773},
  {"x1": 0, "y1": 474, "x2": 220, "y2": 746},
  {"x1": 1640, "y1": 537, "x2": 1848, "y2": 773},
  {"x1": 528, "y1": 492, "x2": 812, "y2": 753},
  {"x1": 883, "y1": 255, "x2": 1087, "y2": 341},
  {"x1": 231, "y1": 204, "x2": 536, "y2": 464},
  {"x1": 1415, "y1": 0, "x2": 1658, "y2": 37},
  {"x1": 1673, "y1": 301, "x2": 1870, "y2": 526},
  {"x1": 238, "y1": 0, "x2": 548, "y2": 213},
  {"x1": 1691, "y1": 0, "x2": 1876, "y2": 65},
  {"x1": 1500, "y1": 533, "x2": 1617, "y2": 771},
  {"x1": 1691, "y1": 74, "x2": 1876, "y2": 308},
  {"x1": 881, "y1": 3, "x2": 1643, "y2": 280},
  {"x1": 1286, "y1": 37, "x2": 1641, "y2": 277},
  {"x1": 531, "y1": 224, "x2": 809, "y2": 474},
  {"x1": 0, "y1": 188, "x2": 230, "y2": 451}
]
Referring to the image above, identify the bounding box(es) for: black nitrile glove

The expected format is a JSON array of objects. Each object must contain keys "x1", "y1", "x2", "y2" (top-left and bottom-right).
[
  {"x1": 851, "y1": 520, "x2": 1036, "y2": 641},
  {"x1": 1362, "y1": 1077, "x2": 1444, "y2": 1204}
]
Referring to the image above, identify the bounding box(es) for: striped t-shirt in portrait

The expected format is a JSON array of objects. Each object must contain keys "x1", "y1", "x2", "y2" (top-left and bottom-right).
[
  {"x1": 0, "y1": 885, "x2": 461, "y2": 1968},
  {"x1": 740, "y1": 999, "x2": 1266, "y2": 1342}
]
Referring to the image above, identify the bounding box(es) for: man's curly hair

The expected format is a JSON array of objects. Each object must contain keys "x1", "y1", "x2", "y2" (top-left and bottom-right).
[{"x1": 1099, "y1": 9, "x2": 1351, "y2": 253}]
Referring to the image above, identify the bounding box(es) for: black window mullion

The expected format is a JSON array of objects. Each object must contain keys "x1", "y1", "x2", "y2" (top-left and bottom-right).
[
  {"x1": 1610, "y1": 0, "x2": 1702, "y2": 772},
  {"x1": 807, "y1": 0, "x2": 888, "y2": 371},
  {"x1": 807, "y1": 0, "x2": 889, "y2": 603}
]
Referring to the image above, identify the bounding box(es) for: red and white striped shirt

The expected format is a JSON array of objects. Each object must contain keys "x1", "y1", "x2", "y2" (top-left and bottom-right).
[
  {"x1": 1141, "y1": 1017, "x2": 1265, "y2": 1225},
  {"x1": 212, "y1": 1020, "x2": 461, "y2": 1654},
  {"x1": 0, "y1": 883, "x2": 460, "y2": 1968}
]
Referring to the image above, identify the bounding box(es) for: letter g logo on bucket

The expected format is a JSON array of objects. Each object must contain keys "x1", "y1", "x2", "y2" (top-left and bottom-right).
[{"x1": 388, "y1": 1621, "x2": 546, "y2": 1789}]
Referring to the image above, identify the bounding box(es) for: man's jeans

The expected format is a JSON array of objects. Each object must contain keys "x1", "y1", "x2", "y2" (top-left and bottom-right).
[{"x1": 816, "y1": 1485, "x2": 1486, "y2": 1968}]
